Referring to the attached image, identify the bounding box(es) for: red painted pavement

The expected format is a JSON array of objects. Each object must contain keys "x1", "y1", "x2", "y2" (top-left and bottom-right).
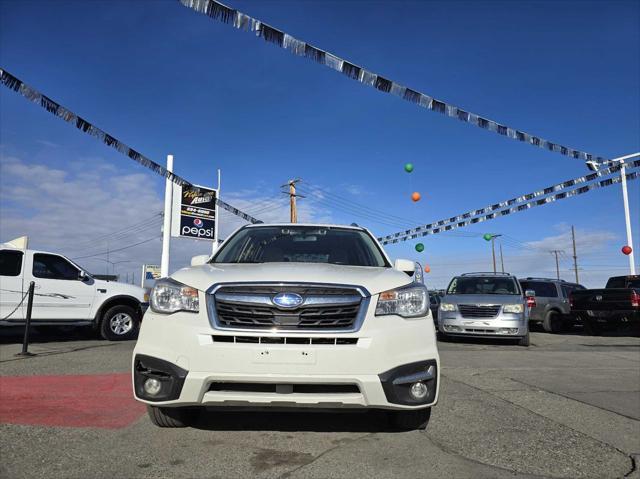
[{"x1": 0, "y1": 373, "x2": 146, "y2": 429}]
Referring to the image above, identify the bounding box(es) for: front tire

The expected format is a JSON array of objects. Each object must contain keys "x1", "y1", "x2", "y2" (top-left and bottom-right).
[
  {"x1": 517, "y1": 331, "x2": 530, "y2": 346},
  {"x1": 100, "y1": 305, "x2": 139, "y2": 341},
  {"x1": 146, "y1": 406, "x2": 198, "y2": 428},
  {"x1": 388, "y1": 407, "x2": 431, "y2": 431}
]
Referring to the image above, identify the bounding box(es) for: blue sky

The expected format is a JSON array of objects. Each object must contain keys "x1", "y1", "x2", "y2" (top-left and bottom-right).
[{"x1": 1, "y1": 0, "x2": 638, "y2": 287}]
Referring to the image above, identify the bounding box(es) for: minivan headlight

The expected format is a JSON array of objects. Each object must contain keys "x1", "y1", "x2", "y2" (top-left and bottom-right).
[
  {"x1": 439, "y1": 303, "x2": 457, "y2": 312},
  {"x1": 375, "y1": 284, "x2": 429, "y2": 318},
  {"x1": 150, "y1": 278, "x2": 199, "y2": 314},
  {"x1": 503, "y1": 304, "x2": 524, "y2": 314}
]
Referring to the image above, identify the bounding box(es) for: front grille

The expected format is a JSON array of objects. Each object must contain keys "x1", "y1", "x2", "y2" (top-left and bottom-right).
[
  {"x1": 458, "y1": 304, "x2": 501, "y2": 318},
  {"x1": 209, "y1": 284, "x2": 365, "y2": 331}
]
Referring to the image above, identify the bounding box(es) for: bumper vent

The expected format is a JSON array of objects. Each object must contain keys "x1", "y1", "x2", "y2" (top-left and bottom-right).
[
  {"x1": 212, "y1": 335, "x2": 358, "y2": 345},
  {"x1": 208, "y1": 382, "x2": 360, "y2": 394}
]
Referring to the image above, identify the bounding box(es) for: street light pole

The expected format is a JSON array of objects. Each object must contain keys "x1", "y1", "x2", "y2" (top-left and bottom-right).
[
  {"x1": 620, "y1": 162, "x2": 636, "y2": 275},
  {"x1": 587, "y1": 152, "x2": 638, "y2": 276}
]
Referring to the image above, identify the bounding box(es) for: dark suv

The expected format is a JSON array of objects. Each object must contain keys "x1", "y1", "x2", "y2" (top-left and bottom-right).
[{"x1": 518, "y1": 278, "x2": 585, "y2": 333}]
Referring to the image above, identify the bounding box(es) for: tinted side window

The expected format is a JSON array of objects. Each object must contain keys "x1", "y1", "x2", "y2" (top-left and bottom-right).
[
  {"x1": 521, "y1": 281, "x2": 558, "y2": 298},
  {"x1": 561, "y1": 285, "x2": 573, "y2": 298},
  {"x1": 33, "y1": 254, "x2": 79, "y2": 280},
  {"x1": 0, "y1": 250, "x2": 23, "y2": 276}
]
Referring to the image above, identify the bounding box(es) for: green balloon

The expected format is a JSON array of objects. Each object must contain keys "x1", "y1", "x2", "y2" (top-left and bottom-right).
[
  {"x1": 415, "y1": 243, "x2": 424, "y2": 252},
  {"x1": 483, "y1": 233, "x2": 493, "y2": 241},
  {"x1": 404, "y1": 163, "x2": 414, "y2": 173}
]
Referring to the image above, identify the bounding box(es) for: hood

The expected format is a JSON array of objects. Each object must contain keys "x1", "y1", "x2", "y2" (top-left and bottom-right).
[
  {"x1": 443, "y1": 294, "x2": 523, "y2": 304},
  {"x1": 92, "y1": 278, "x2": 147, "y2": 301},
  {"x1": 170, "y1": 262, "x2": 412, "y2": 296}
]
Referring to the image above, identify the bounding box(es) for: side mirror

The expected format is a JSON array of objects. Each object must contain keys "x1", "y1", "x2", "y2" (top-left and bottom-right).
[
  {"x1": 78, "y1": 270, "x2": 87, "y2": 281},
  {"x1": 394, "y1": 259, "x2": 416, "y2": 276},
  {"x1": 525, "y1": 290, "x2": 535, "y2": 297},
  {"x1": 191, "y1": 255, "x2": 210, "y2": 267}
]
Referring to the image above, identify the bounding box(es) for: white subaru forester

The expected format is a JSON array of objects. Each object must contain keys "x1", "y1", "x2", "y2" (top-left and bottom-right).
[{"x1": 133, "y1": 224, "x2": 440, "y2": 430}]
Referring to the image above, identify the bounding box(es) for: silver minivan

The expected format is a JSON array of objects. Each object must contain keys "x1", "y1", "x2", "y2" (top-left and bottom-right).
[{"x1": 438, "y1": 272, "x2": 530, "y2": 346}]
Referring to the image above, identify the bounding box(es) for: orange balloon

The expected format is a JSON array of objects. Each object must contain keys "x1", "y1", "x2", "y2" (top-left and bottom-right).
[
  {"x1": 411, "y1": 192, "x2": 421, "y2": 202},
  {"x1": 424, "y1": 265, "x2": 431, "y2": 273}
]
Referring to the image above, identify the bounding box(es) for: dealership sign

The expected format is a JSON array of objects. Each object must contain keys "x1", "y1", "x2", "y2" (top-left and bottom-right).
[{"x1": 171, "y1": 184, "x2": 218, "y2": 241}]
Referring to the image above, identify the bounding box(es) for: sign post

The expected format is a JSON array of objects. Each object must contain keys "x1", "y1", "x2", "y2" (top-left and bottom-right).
[{"x1": 160, "y1": 154, "x2": 173, "y2": 278}]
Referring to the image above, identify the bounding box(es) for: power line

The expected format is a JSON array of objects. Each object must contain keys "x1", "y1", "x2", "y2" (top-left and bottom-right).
[{"x1": 72, "y1": 236, "x2": 160, "y2": 260}]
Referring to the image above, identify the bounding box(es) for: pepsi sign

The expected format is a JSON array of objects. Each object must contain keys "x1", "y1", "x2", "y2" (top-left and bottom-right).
[{"x1": 171, "y1": 184, "x2": 217, "y2": 241}]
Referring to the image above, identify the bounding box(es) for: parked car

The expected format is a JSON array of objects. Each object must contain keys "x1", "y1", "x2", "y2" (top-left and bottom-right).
[
  {"x1": 570, "y1": 275, "x2": 640, "y2": 334},
  {"x1": 438, "y1": 272, "x2": 530, "y2": 346},
  {"x1": 429, "y1": 291, "x2": 441, "y2": 323},
  {"x1": 518, "y1": 278, "x2": 585, "y2": 333},
  {"x1": 0, "y1": 241, "x2": 147, "y2": 340},
  {"x1": 133, "y1": 224, "x2": 440, "y2": 430}
]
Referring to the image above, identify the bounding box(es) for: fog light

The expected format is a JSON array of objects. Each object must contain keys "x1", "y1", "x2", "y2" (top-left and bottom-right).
[
  {"x1": 409, "y1": 381, "x2": 428, "y2": 400},
  {"x1": 443, "y1": 325, "x2": 461, "y2": 332},
  {"x1": 144, "y1": 377, "x2": 162, "y2": 396}
]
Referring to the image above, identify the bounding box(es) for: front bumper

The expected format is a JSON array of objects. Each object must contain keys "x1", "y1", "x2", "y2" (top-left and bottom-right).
[
  {"x1": 133, "y1": 299, "x2": 440, "y2": 411},
  {"x1": 438, "y1": 312, "x2": 527, "y2": 338}
]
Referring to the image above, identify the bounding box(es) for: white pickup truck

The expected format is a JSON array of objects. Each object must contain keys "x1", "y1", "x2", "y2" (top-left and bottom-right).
[
  {"x1": 0, "y1": 242, "x2": 147, "y2": 340},
  {"x1": 133, "y1": 224, "x2": 440, "y2": 430}
]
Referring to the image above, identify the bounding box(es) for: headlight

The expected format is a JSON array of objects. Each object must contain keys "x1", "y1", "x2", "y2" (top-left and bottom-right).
[
  {"x1": 439, "y1": 303, "x2": 457, "y2": 312},
  {"x1": 503, "y1": 304, "x2": 524, "y2": 314},
  {"x1": 375, "y1": 284, "x2": 429, "y2": 318},
  {"x1": 150, "y1": 278, "x2": 199, "y2": 314}
]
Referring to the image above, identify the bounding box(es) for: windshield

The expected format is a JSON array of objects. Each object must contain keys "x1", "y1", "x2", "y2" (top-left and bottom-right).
[
  {"x1": 447, "y1": 276, "x2": 521, "y2": 295},
  {"x1": 212, "y1": 226, "x2": 389, "y2": 267}
]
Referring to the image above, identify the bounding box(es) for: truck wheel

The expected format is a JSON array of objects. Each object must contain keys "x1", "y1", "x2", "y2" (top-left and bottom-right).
[
  {"x1": 542, "y1": 311, "x2": 563, "y2": 333},
  {"x1": 100, "y1": 305, "x2": 139, "y2": 341},
  {"x1": 388, "y1": 407, "x2": 431, "y2": 431},
  {"x1": 517, "y1": 331, "x2": 530, "y2": 347},
  {"x1": 583, "y1": 318, "x2": 602, "y2": 336},
  {"x1": 147, "y1": 405, "x2": 199, "y2": 428}
]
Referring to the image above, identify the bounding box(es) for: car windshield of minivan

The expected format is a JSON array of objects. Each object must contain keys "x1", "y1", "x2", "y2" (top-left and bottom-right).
[
  {"x1": 212, "y1": 226, "x2": 389, "y2": 267},
  {"x1": 447, "y1": 277, "x2": 520, "y2": 295}
]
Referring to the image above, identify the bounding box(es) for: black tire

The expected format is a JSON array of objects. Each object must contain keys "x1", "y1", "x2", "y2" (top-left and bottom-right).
[
  {"x1": 388, "y1": 407, "x2": 431, "y2": 431},
  {"x1": 100, "y1": 304, "x2": 140, "y2": 341},
  {"x1": 146, "y1": 405, "x2": 199, "y2": 428},
  {"x1": 517, "y1": 331, "x2": 530, "y2": 346},
  {"x1": 542, "y1": 310, "x2": 564, "y2": 333},
  {"x1": 583, "y1": 317, "x2": 602, "y2": 336}
]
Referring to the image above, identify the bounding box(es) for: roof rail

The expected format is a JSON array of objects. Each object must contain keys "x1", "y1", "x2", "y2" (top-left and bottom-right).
[
  {"x1": 460, "y1": 272, "x2": 512, "y2": 277},
  {"x1": 522, "y1": 277, "x2": 567, "y2": 282}
]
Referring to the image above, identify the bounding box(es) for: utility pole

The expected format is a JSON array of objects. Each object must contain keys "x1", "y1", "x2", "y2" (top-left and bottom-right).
[
  {"x1": 488, "y1": 234, "x2": 502, "y2": 273},
  {"x1": 282, "y1": 179, "x2": 304, "y2": 223},
  {"x1": 571, "y1": 226, "x2": 579, "y2": 283},
  {"x1": 550, "y1": 250, "x2": 564, "y2": 280},
  {"x1": 499, "y1": 243, "x2": 505, "y2": 273}
]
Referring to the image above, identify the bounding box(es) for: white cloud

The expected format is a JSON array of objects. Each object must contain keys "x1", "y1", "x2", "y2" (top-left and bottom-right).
[
  {"x1": 0, "y1": 155, "x2": 332, "y2": 283},
  {"x1": 524, "y1": 224, "x2": 617, "y2": 255}
]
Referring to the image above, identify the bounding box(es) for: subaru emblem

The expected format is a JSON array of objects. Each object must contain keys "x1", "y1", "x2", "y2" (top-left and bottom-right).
[{"x1": 272, "y1": 292, "x2": 304, "y2": 309}]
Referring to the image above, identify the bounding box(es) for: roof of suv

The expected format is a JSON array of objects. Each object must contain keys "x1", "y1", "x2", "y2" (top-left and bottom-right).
[
  {"x1": 243, "y1": 223, "x2": 365, "y2": 231},
  {"x1": 459, "y1": 272, "x2": 516, "y2": 277}
]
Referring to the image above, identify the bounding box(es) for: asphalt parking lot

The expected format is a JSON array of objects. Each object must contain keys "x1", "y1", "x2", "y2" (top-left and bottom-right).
[{"x1": 1, "y1": 327, "x2": 639, "y2": 479}]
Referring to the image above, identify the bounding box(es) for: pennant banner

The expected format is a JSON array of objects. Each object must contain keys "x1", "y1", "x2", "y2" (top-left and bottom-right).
[
  {"x1": 179, "y1": 0, "x2": 604, "y2": 164},
  {"x1": 378, "y1": 158, "x2": 640, "y2": 243},
  {"x1": 378, "y1": 164, "x2": 640, "y2": 245},
  {"x1": 0, "y1": 68, "x2": 262, "y2": 224}
]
